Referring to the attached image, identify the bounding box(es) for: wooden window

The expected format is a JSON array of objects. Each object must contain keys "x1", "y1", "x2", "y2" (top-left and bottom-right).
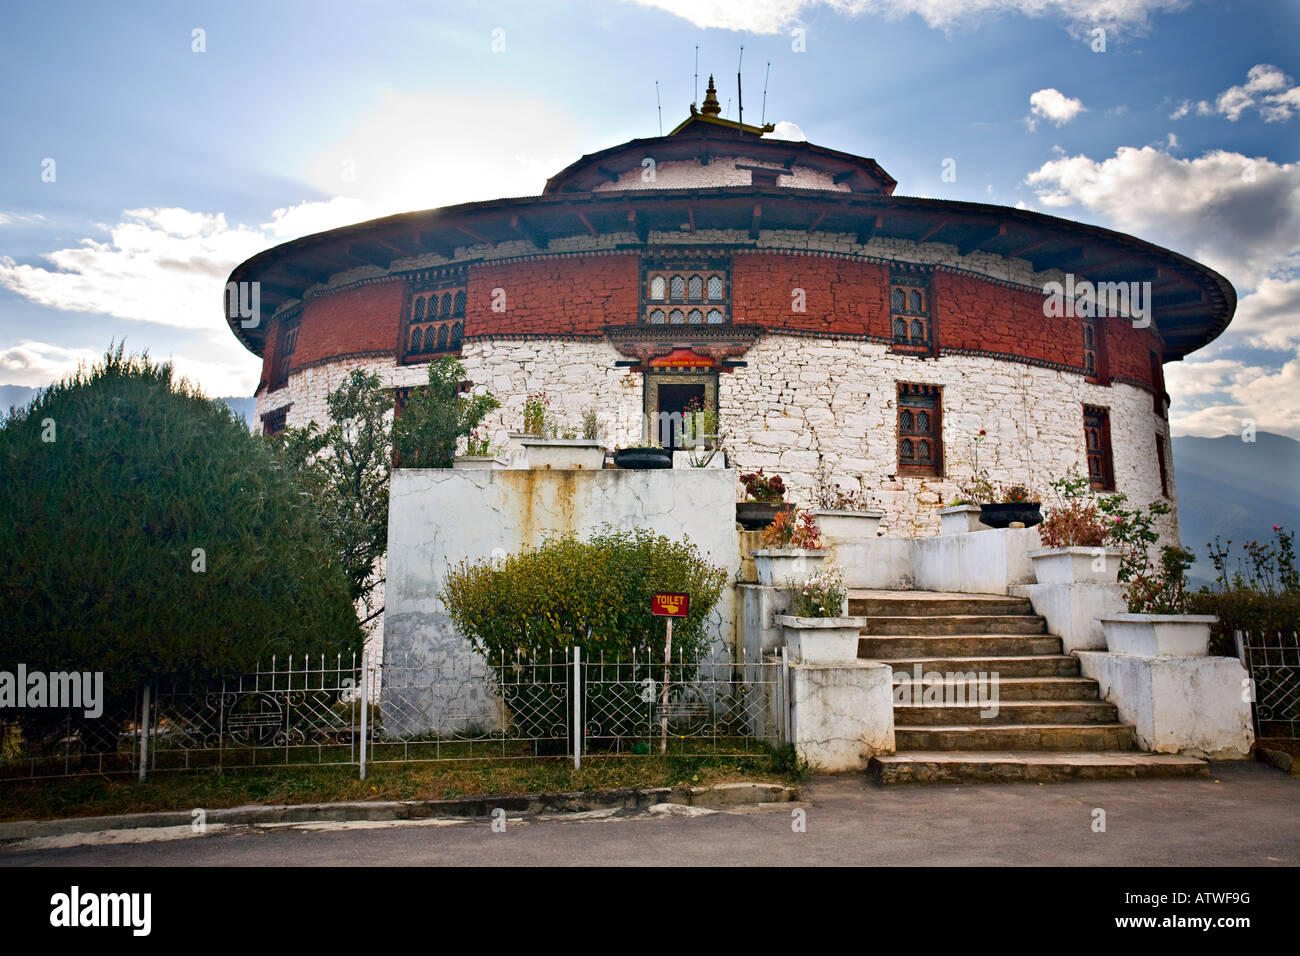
[
  {"x1": 1083, "y1": 318, "x2": 1108, "y2": 384},
  {"x1": 261, "y1": 406, "x2": 289, "y2": 437},
  {"x1": 1149, "y1": 350, "x2": 1166, "y2": 416},
  {"x1": 890, "y1": 273, "x2": 932, "y2": 355},
  {"x1": 270, "y1": 315, "x2": 300, "y2": 391},
  {"x1": 643, "y1": 261, "x2": 729, "y2": 324},
  {"x1": 897, "y1": 384, "x2": 942, "y2": 476},
  {"x1": 1084, "y1": 405, "x2": 1115, "y2": 491},
  {"x1": 1155, "y1": 433, "x2": 1169, "y2": 498},
  {"x1": 403, "y1": 283, "x2": 466, "y2": 363}
]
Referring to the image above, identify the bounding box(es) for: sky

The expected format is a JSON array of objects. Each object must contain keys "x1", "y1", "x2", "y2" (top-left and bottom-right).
[{"x1": 0, "y1": 0, "x2": 1297, "y2": 437}]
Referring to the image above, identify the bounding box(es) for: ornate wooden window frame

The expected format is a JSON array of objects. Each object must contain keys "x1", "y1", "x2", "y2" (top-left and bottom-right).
[
  {"x1": 1084, "y1": 404, "x2": 1115, "y2": 491},
  {"x1": 1083, "y1": 317, "x2": 1109, "y2": 385},
  {"x1": 890, "y1": 269, "x2": 935, "y2": 357},
  {"x1": 897, "y1": 382, "x2": 943, "y2": 477},
  {"x1": 401, "y1": 274, "x2": 467, "y2": 365},
  {"x1": 641, "y1": 256, "x2": 731, "y2": 326}
]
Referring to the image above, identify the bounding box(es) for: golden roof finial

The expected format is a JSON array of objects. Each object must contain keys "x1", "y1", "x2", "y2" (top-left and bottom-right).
[{"x1": 701, "y1": 74, "x2": 721, "y2": 116}]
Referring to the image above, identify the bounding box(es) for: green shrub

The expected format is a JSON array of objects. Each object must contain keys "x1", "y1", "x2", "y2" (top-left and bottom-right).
[
  {"x1": 0, "y1": 346, "x2": 363, "y2": 715},
  {"x1": 441, "y1": 526, "x2": 727, "y2": 662},
  {"x1": 393, "y1": 356, "x2": 499, "y2": 467},
  {"x1": 1189, "y1": 527, "x2": 1300, "y2": 655}
]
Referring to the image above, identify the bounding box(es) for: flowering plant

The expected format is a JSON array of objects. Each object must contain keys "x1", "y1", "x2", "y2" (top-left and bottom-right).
[
  {"x1": 465, "y1": 426, "x2": 493, "y2": 457},
  {"x1": 812, "y1": 454, "x2": 877, "y2": 511},
  {"x1": 740, "y1": 469, "x2": 786, "y2": 503},
  {"x1": 791, "y1": 564, "x2": 847, "y2": 618},
  {"x1": 998, "y1": 483, "x2": 1035, "y2": 504},
  {"x1": 1039, "y1": 470, "x2": 1111, "y2": 548},
  {"x1": 522, "y1": 392, "x2": 549, "y2": 436},
  {"x1": 761, "y1": 508, "x2": 823, "y2": 550}
]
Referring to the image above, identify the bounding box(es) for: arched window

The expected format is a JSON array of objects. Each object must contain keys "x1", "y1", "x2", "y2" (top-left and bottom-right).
[
  {"x1": 893, "y1": 317, "x2": 907, "y2": 339},
  {"x1": 436, "y1": 324, "x2": 449, "y2": 351},
  {"x1": 708, "y1": 275, "x2": 723, "y2": 300},
  {"x1": 707, "y1": 308, "x2": 723, "y2": 324},
  {"x1": 453, "y1": 289, "x2": 466, "y2": 317},
  {"x1": 414, "y1": 297, "x2": 425, "y2": 320},
  {"x1": 670, "y1": 275, "x2": 685, "y2": 299},
  {"x1": 650, "y1": 275, "x2": 666, "y2": 299},
  {"x1": 909, "y1": 290, "x2": 923, "y2": 312},
  {"x1": 450, "y1": 321, "x2": 463, "y2": 350},
  {"x1": 900, "y1": 409, "x2": 913, "y2": 430},
  {"x1": 670, "y1": 308, "x2": 685, "y2": 324},
  {"x1": 688, "y1": 275, "x2": 703, "y2": 300},
  {"x1": 916, "y1": 410, "x2": 930, "y2": 432},
  {"x1": 688, "y1": 309, "x2": 703, "y2": 324},
  {"x1": 650, "y1": 308, "x2": 665, "y2": 324},
  {"x1": 410, "y1": 327, "x2": 423, "y2": 352},
  {"x1": 917, "y1": 439, "x2": 931, "y2": 461},
  {"x1": 900, "y1": 438, "x2": 914, "y2": 458},
  {"x1": 910, "y1": 319, "x2": 925, "y2": 341},
  {"x1": 423, "y1": 326, "x2": 437, "y2": 351},
  {"x1": 441, "y1": 293, "x2": 453, "y2": 318},
  {"x1": 891, "y1": 288, "x2": 904, "y2": 312}
]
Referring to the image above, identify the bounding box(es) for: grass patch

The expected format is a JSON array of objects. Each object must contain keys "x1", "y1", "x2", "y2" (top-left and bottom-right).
[{"x1": 0, "y1": 750, "x2": 798, "y2": 822}]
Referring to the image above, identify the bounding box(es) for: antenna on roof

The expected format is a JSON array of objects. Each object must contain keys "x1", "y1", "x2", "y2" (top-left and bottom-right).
[
  {"x1": 694, "y1": 45, "x2": 699, "y2": 107},
  {"x1": 761, "y1": 61, "x2": 771, "y2": 126},
  {"x1": 655, "y1": 80, "x2": 663, "y2": 136},
  {"x1": 736, "y1": 45, "x2": 744, "y2": 133}
]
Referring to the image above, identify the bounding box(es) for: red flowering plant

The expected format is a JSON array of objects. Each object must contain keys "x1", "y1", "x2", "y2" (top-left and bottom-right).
[
  {"x1": 1038, "y1": 471, "x2": 1113, "y2": 549},
  {"x1": 740, "y1": 469, "x2": 786, "y2": 503},
  {"x1": 761, "y1": 508, "x2": 823, "y2": 550}
]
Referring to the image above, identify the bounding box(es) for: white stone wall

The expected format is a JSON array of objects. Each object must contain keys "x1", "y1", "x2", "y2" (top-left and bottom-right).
[{"x1": 592, "y1": 156, "x2": 851, "y2": 193}]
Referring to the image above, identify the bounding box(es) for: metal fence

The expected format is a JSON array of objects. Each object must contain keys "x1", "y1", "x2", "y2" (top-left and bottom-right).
[
  {"x1": 1236, "y1": 630, "x2": 1300, "y2": 740},
  {"x1": 0, "y1": 648, "x2": 787, "y2": 782}
]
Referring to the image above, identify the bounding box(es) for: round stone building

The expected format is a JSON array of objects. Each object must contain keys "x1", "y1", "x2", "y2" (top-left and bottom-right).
[{"x1": 227, "y1": 81, "x2": 1234, "y2": 541}]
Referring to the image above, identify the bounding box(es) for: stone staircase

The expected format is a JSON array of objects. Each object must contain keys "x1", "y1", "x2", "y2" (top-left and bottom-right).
[{"x1": 852, "y1": 590, "x2": 1210, "y2": 784}]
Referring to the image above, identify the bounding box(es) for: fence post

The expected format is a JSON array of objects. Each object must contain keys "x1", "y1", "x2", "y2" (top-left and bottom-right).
[
  {"x1": 138, "y1": 684, "x2": 150, "y2": 782},
  {"x1": 359, "y1": 650, "x2": 369, "y2": 781},
  {"x1": 572, "y1": 645, "x2": 581, "y2": 770},
  {"x1": 780, "y1": 646, "x2": 791, "y2": 747}
]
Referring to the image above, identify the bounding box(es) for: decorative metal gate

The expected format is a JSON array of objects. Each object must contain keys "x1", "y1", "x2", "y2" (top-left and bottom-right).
[{"x1": 1236, "y1": 630, "x2": 1300, "y2": 740}]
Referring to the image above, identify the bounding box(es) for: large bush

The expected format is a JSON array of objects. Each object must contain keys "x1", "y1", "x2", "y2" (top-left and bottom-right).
[
  {"x1": 441, "y1": 527, "x2": 728, "y2": 662},
  {"x1": 0, "y1": 347, "x2": 363, "y2": 708},
  {"x1": 392, "y1": 356, "x2": 499, "y2": 468}
]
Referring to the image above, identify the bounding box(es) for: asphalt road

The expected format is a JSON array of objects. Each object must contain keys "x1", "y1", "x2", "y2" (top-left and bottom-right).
[{"x1": 2, "y1": 761, "x2": 1297, "y2": 867}]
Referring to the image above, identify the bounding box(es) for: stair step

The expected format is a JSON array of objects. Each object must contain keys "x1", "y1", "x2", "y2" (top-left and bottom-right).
[
  {"x1": 878, "y1": 655, "x2": 1082, "y2": 678},
  {"x1": 861, "y1": 615, "x2": 1047, "y2": 636},
  {"x1": 894, "y1": 723, "x2": 1138, "y2": 752},
  {"x1": 849, "y1": 592, "x2": 1034, "y2": 617},
  {"x1": 890, "y1": 676, "x2": 1098, "y2": 701},
  {"x1": 869, "y1": 751, "x2": 1210, "y2": 784},
  {"x1": 860, "y1": 634, "x2": 1062, "y2": 658},
  {"x1": 893, "y1": 701, "x2": 1119, "y2": 726}
]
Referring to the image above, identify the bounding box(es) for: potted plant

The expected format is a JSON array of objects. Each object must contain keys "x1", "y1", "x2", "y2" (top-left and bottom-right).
[
  {"x1": 1099, "y1": 545, "x2": 1217, "y2": 656},
  {"x1": 979, "y1": 483, "x2": 1042, "y2": 528},
  {"x1": 778, "y1": 564, "x2": 866, "y2": 663},
  {"x1": 681, "y1": 397, "x2": 719, "y2": 449},
  {"x1": 1028, "y1": 471, "x2": 1122, "y2": 583},
  {"x1": 809, "y1": 454, "x2": 884, "y2": 538},
  {"x1": 452, "y1": 425, "x2": 508, "y2": 469},
  {"x1": 941, "y1": 430, "x2": 996, "y2": 533},
  {"x1": 736, "y1": 469, "x2": 792, "y2": 530},
  {"x1": 752, "y1": 508, "x2": 827, "y2": 587},
  {"x1": 515, "y1": 394, "x2": 607, "y2": 469}
]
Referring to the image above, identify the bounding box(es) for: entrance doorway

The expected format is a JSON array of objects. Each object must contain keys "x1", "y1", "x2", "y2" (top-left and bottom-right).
[{"x1": 656, "y1": 382, "x2": 706, "y2": 450}]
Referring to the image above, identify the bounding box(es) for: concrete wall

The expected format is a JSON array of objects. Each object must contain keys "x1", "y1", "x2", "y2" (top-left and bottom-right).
[{"x1": 384, "y1": 468, "x2": 740, "y2": 734}]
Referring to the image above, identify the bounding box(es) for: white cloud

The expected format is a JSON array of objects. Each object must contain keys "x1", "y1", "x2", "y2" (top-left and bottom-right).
[
  {"x1": 1227, "y1": 276, "x2": 1300, "y2": 351},
  {"x1": 1027, "y1": 88, "x2": 1086, "y2": 131},
  {"x1": 1167, "y1": 357, "x2": 1300, "y2": 439},
  {"x1": 1024, "y1": 146, "x2": 1300, "y2": 289},
  {"x1": 1189, "y1": 64, "x2": 1300, "y2": 123},
  {"x1": 624, "y1": 0, "x2": 1188, "y2": 35},
  {"x1": 765, "y1": 120, "x2": 807, "y2": 141},
  {"x1": 0, "y1": 340, "x2": 102, "y2": 387}
]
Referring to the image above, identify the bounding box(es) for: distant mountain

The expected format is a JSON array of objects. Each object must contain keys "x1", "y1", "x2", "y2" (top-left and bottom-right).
[
  {"x1": 1172, "y1": 432, "x2": 1300, "y2": 586},
  {"x1": 2, "y1": 383, "x2": 256, "y2": 431}
]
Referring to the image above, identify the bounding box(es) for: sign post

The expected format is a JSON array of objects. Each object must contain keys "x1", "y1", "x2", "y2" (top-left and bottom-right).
[{"x1": 651, "y1": 592, "x2": 690, "y2": 755}]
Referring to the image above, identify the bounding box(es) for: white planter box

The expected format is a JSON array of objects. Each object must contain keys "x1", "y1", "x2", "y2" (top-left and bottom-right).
[
  {"x1": 1099, "y1": 614, "x2": 1218, "y2": 658},
  {"x1": 811, "y1": 509, "x2": 884, "y2": 539},
  {"x1": 1028, "y1": 547, "x2": 1122, "y2": 584},
  {"x1": 779, "y1": 615, "x2": 867, "y2": 664},
  {"x1": 517, "y1": 438, "x2": 607, "y2": 470},
  {"x1": 672, "y1": 449, "x2": 726, "y2": 469},
  {"x1": 452, "y1": 455, "x2": 508, "y2": 470},
  {"x1": 938, "y1": 504, "x2": 987, "y2": 535},
  {"x1": 752, "y1": 549, "x2": 827, "y2": 587}
]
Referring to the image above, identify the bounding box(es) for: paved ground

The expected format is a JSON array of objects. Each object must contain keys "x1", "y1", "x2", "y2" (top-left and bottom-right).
[{"x1": 2, "y1": 761, "x2": 1296, "y2": 866}]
